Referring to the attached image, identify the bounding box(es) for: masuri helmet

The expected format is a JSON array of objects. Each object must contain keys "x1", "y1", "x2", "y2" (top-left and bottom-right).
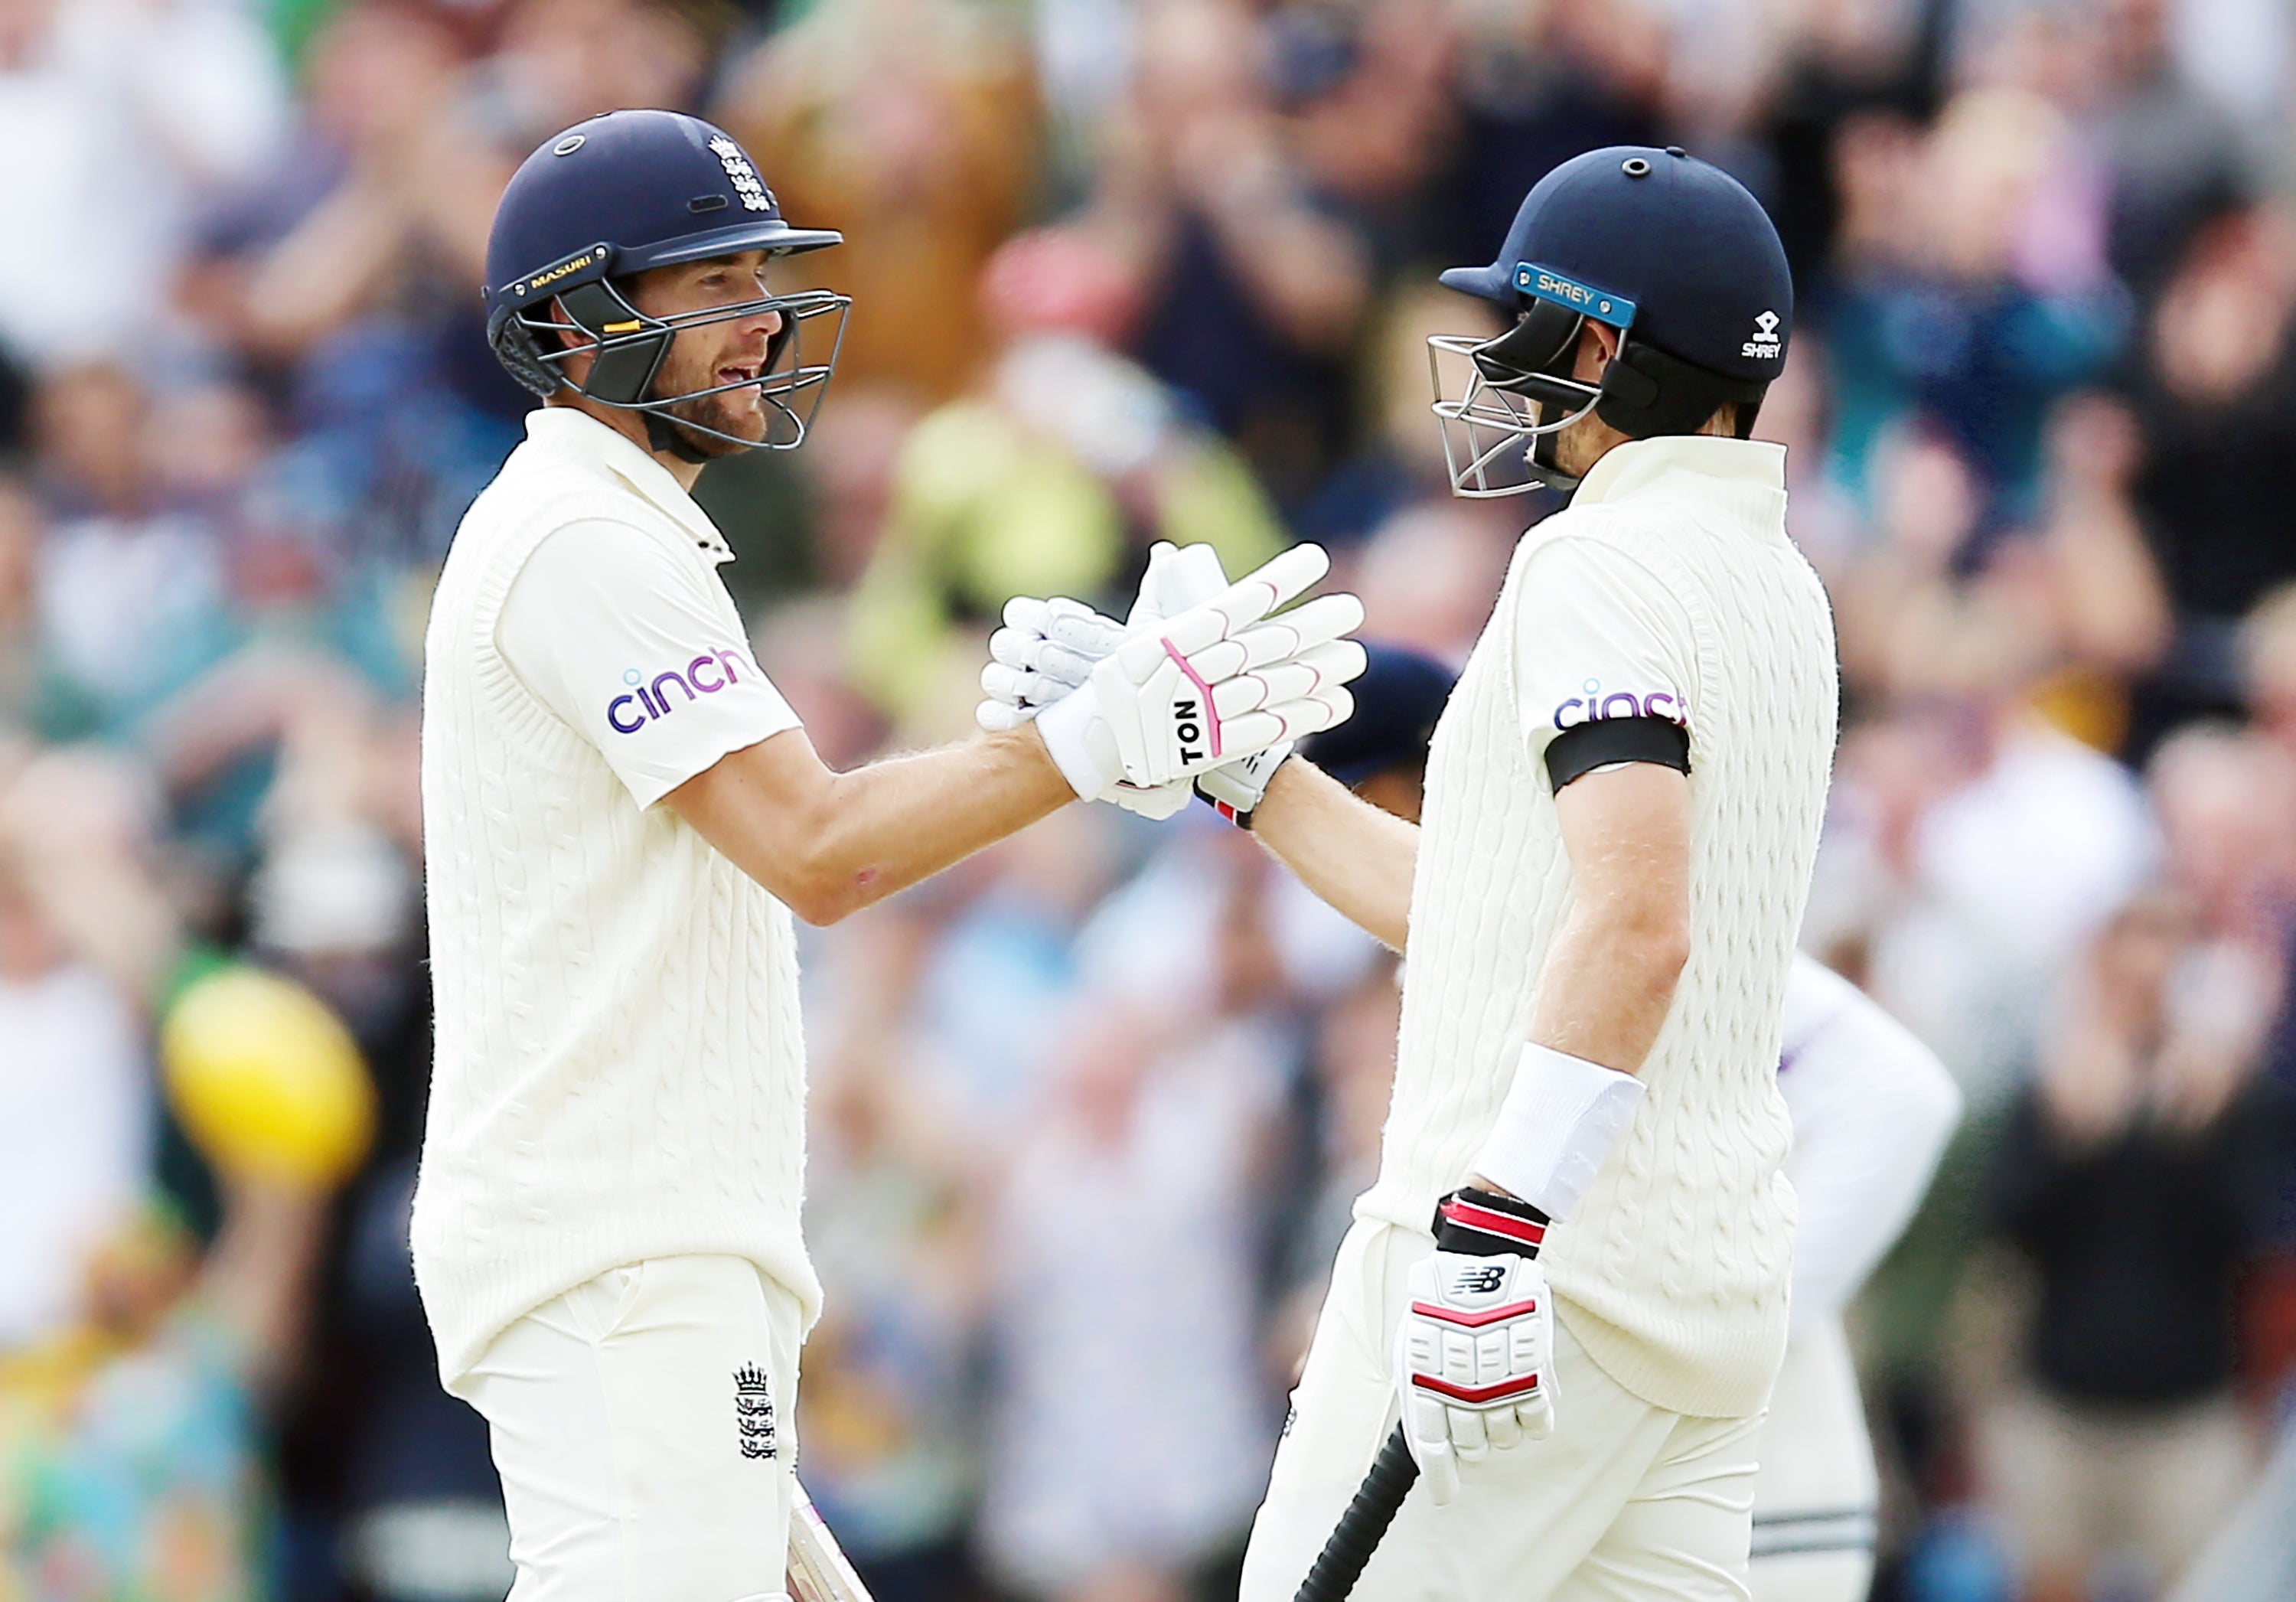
[
  {"x1": 484, "y1": 109, "x2": 846, "y2": 460},
  {"x1": 1430, "y1": 145, "x2": 1792, "y2": 496}
]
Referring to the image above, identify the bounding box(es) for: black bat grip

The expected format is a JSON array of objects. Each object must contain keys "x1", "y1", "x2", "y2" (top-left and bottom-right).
[{"x1": 1292, "y1": 1423, "x2": 1419, "y2": 1602}]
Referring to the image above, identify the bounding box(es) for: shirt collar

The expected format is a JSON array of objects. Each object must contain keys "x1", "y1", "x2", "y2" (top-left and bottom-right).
[
  {"x1": 523, "y1": 406, "x2": 733, "y2": 560},
  {"x1": 1570, "y1": 435, "x2": 1787, "y2": 510}
]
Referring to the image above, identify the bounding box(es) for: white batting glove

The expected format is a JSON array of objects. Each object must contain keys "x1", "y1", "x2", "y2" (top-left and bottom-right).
[
  {"x1": 980, "y1": 543, "x2": 1315, "y2": 824},
  {"x1": 981, "y1": 598, "x2": 1186, "y2": 818},
  {"x1": 979, "y1": 544, "x2": 1234, "y2": 818},
  {"x1": 1396, "y1": 1188, "x2": 1557, "y2": 1506},
  {"x1": 977, "y1": 599, "x2": 1124, "y2": 730},
  {"x1": 1033, "y1": 543, "x2": 1362, "y2": 799}
]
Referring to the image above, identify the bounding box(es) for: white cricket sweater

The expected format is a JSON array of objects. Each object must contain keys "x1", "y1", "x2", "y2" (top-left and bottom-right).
[
  {"x1": 1359, "y1": 436, "x2": 1838, "y2": 1418},
  {"x1": 415, "y1": 408, "x2": 821, "y2": 1383}
]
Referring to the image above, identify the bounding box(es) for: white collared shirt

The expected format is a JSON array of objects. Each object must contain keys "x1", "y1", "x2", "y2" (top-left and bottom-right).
[{"x1": 415, "y1": 407, "x2": 819, "y2": 1383}]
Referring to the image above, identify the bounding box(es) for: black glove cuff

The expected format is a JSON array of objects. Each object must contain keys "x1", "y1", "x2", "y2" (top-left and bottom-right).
[
  {"x1": 1431, "y1": 1186, "x2": 1551, "y2": 1258},
  {"x1": 1192, "y1": 781, "x2": 1257, "y2": 830}
]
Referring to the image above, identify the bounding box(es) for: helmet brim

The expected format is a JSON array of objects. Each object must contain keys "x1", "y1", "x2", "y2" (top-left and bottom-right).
[
  {"x1": 1438, "y1": 263, "x2": 1516, "y2": 304},
  {"x1": 622, "y1": 219, "x2": 844, "y2": 274}
]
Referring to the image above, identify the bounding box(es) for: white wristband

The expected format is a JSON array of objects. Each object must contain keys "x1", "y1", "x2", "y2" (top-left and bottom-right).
[{"x1": 1471, "y1": 1042, "x2": 1646, "y2": 1222}]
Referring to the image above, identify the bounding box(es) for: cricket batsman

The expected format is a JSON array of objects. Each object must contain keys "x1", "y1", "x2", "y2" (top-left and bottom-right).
[
  {"x1": 987, "y1": 144, "x2": 1839, "y2": 1600},
  {"x1": 1241, "y1": 144, "x2": 1836, "y2": 1602},
  {"x1": 413, "y1": 108, "x2": 1362, "y2": 1602}
]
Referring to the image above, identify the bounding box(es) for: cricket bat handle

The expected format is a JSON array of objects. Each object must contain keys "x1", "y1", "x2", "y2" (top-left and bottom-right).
[
  {"x1": 788, "y1": 1481, "x2": 874, "y2": 1602},
  {"x1": 1292, "y1": 1423, "x2": 1418, "y2": 1602}
]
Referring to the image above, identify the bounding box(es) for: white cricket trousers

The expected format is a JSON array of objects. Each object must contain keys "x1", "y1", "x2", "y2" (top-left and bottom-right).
[
  {"x1": 447, "y1": 1254, "x2": 804, "y2": 1602},
  {"x1": 1241, "y1": 1219, "x2": 1765, "y2": 1602},
  {"x1": 1747, "y1": 1320, "x2": 1878, "y2": 1602}
]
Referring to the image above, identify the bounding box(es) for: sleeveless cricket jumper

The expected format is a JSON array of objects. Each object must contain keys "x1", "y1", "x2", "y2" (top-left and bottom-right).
[
  {"x1": 416, "y1": 406, "x2": 821, "y2": 1382},
  {"x1": 1242, "y1": 435, "x2": 1838, "y2": 1602},
  {"x1": 1364, "y1": 434, "x2": 1838, "y2": 1418}
]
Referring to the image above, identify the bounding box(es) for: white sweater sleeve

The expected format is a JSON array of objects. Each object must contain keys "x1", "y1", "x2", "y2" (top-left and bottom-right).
[{"x1": 1778, "y1": 953, "x2": 1963, "y2": 1335}]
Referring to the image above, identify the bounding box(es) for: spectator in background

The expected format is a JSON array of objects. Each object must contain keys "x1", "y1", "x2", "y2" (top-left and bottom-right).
[
  {"x1": 1264, "y1": 0, "x2": 1459, "y2": 272},
  {"x1": 1290, "y1": 282, "x2": 1502, "y2": 554},
  {"x1": 0, "y1": 0, "x2": 285, "y2": 370},
  {"x1": 1804, "y1": 687, "x2": 2157, "y2": 1102},
  {"x1": 724, "y1": 0, "x2": 1041, "y2": 406},
  {"x1": 25, "y1": 366, "x2": 228, "y2": 739},
  {"x1": 2090, "y1": 0, "x2": 2253, "y2": 306},
  {"x1": 1434, "y1": 0, "x2": 1667, "y2": 269},
  {"x1": 0, "y1": 477, "x2": 99, "y2": 739},
  {"x1": 1821, "y1": 88, "x2": 2127, "y2": 553},
  {"x1": 0, "y1": 745, "x2": 362, "y2": 1602},
  {"x1": 1753, "y1": 0, "x2": 1944, "y2": 293},
  {"x1": 0, "y1": 793, "x2": 151, "y2": 1356},
  {"x1": 1348, "y1": 501, "x2": 1511, "y2": 667},
  {"x1": 178, "y1": 0, "x2": 522, "y2": 562},
  {"x1": 846, "y1": 227, "x2": 1282, "y2": 723},
  {"x1": 2125, "y1": 206, "x2": 2296, "y2": 739},
  {"x1": 0, "y1": 1182, "x2": 332, "y2": 1602},
  {"x1": 1982, "y1": 886, "x2": 2285, "y2": 1602},
  {"x1": 476, "y1": 0, "x2": 724, "y2": 150},
  {"x1": 2247, "y1": 582, "x2": 2296, "y2": 767},
  {"x1": 1096, "y1": 0, "x2": 1371, "y2": 508},
  {"x1": 978, "y1": 839, "x2": 1309, "y2": 1602},
  {"x1": 797, "y1": 907, "x2": 990, "y2": 1602}
]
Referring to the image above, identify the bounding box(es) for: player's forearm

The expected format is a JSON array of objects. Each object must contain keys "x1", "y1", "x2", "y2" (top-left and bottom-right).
[
  {"x1": 1523, "y1": 893, "x2": 1689, "y2": 1074},
  {"x1": 805, "y1": 730, "x2": 1074, "y2": 919},
  {"x1": 1251, "y1": 759, "x2": 1417, "y2": 951},
  {"x1": 671, "y1": 725, "x2": 1073, "y2": 925},
  {"x1": 1465, "y1": 897, "x2": 1683, "y2": 1206}
]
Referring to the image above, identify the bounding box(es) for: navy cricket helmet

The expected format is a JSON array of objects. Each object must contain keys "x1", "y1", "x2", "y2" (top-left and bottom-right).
[
  {"x1": 1429, "y1": 145, "x2": 1792, "y2": 495},
  {"x1": 484, "y1": 109, "x2": 847, "y2": 457}
]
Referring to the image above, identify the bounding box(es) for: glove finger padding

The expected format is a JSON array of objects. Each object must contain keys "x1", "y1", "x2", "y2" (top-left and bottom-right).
[
  {"x1": 975, "y1": 698, "x2": 1035, "y2": 732},
  {"x1": 1189, "y1": 593, "x2": 1368, "y2": 680},
  {"x1": 1107, "y1": 781, "x2": 1192, "y2": 820},
  {"x1": 980, "y1": 661, "x2": 1066, "y2": 708},
  {"x1": 1117, "y1": 544, "x2": 1332, "y2": 670},
  {"x1": 1130, "y1": 540, "x2": 1231, "y2": 626},
  {"x1": 991, "y1": 601, "x2": 1124, "y2": 673},
  {"x1": 1042, "y1": 599, "x2": 1127, "y2": 660},
  {"x1": 1208, "y1": 641, "x2": 1367, "y2": 719}
]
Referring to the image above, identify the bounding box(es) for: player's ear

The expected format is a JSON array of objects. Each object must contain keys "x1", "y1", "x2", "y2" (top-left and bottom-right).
[
  {"x1": 550, "y1": 295, "x2": 597, "y2": 383},
  {"x1": 1575, "y1": 321, "x2": 1620, "y2": 384}
]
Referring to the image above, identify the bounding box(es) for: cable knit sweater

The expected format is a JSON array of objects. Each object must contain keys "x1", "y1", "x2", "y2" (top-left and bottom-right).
[
  {"x1": 1359, "y1": 436, "x2": 1838, "y2": 1418},
  {"x1": 414, "y1": 410, "x2": 820, "y2": 1384}
]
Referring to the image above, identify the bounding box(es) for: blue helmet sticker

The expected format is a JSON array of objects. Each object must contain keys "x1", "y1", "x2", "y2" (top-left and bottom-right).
[{"x1": 1515, "y1": 264, "x2": 1637, "y2": 329}]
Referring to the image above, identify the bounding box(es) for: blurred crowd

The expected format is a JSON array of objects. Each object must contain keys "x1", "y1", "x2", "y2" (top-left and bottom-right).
[{"x1": 5, "y1": 0, "x2": 2296, "y2": 1597}]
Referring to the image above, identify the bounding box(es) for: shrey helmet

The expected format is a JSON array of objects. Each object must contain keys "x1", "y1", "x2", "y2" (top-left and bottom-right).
[
  {"x1": 1430, "y1": 145, "x2": 1792, "y2": 496},
  {"x1": 484, "y1": 109, "x2": 847, "y2": 459}
]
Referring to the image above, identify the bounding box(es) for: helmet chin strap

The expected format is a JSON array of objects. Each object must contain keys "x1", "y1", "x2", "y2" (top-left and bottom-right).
[{"x1": 643, "y1": 408, "x2": 717, "y2": 465}]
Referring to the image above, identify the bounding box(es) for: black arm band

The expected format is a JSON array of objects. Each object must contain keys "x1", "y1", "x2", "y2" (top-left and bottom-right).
[{"x1": 1544, "y1": 714, "x2": 1690, "y2": 792}]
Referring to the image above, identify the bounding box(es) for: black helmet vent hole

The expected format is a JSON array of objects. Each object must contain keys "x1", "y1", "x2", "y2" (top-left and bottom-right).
[
  {"x1": 1621, "y1": 156, "x2": 1652, "y2": 178},
  {"x1": 688, "y1": 194, "x2": 729, "y2": 214}
]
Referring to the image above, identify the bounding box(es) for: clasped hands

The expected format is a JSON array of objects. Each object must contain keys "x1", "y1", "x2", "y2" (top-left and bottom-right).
[{"x1": 977, "y1": 542, "x2": 1365, "y2": 820}]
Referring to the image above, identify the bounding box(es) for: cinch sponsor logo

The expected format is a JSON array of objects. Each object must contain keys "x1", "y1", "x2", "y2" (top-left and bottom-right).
[
  {"x1": 1552, "y1": 677, "x2": 1688, "y2": 732},
  {"x1": 608, "y1": 649, "x2": 753, "y2": 733}
]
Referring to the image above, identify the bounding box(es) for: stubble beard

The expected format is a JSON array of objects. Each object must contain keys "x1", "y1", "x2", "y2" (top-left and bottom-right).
[{"x1": 658, "y1": 382, "x2": 768, "y2": 457}]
